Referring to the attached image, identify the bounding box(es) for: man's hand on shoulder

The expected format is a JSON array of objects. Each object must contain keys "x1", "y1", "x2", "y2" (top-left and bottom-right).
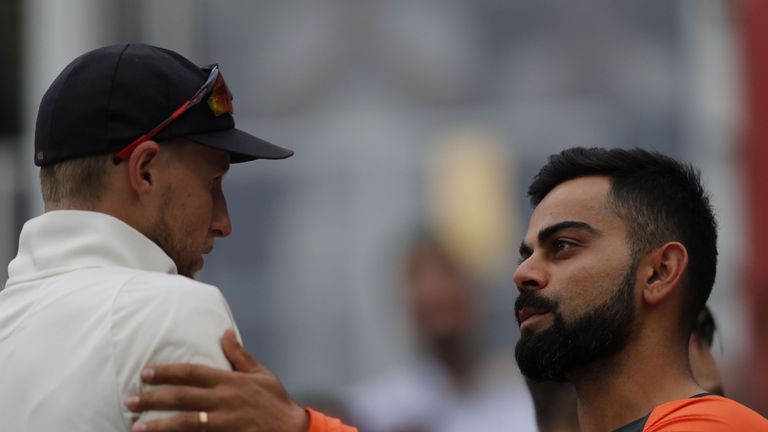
[{"x1": 124, "y1": 329, "x2": 309, "y2": 432}]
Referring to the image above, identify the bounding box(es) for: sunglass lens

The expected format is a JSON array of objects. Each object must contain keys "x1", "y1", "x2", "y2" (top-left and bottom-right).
[{"x1": 207, "y1": 74, "x2": 234, "y2": 117}]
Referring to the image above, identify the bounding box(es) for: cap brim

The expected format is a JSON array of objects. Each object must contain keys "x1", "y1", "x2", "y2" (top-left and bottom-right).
[{"x1": 186, "y1": 128, "x2": 293, "y2": 163}]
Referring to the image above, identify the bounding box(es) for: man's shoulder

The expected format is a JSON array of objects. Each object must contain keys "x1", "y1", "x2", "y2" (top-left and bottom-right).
[
  {"x1": 644, "y1": 395, "x2": 768, "y2": 431},
  {"x1": 108, "y1": 272, "x2": 237, "y2": 395},
  {"x1": 119, "y1": 271, "x2": 223, "y2": 299},
  {"x1": 110, "y1": 271, "x2": 237, "y2": 364},
  {"x1": 111, "y1": 271, "x2": 231, "y2": 330}
]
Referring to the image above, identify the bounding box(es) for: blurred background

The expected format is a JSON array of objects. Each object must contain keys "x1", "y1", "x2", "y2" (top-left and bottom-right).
[{"x1": 2, "y1": 0, "x2": 767, "y2": 428}]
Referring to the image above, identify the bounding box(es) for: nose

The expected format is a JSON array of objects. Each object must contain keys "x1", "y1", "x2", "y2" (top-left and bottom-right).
[
  {"x1": 211, "y1": 188, "x2": 232, "y2": 238},
  {"x1": 513, "y1": 255, "x2": 548, "y2": 293}
]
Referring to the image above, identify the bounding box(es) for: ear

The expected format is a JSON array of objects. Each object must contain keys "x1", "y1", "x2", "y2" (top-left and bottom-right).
[
  {"x1": 126, "y1": 140, "x2": 161, "y2": 196},
  {"x1": 639, "y1": 242, "x2": 688, "y2": 306}
]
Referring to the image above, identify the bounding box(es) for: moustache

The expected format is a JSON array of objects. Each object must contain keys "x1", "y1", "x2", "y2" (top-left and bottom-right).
[{"x1": 515, "y1": 291, "x2": 559, "y2": 323}]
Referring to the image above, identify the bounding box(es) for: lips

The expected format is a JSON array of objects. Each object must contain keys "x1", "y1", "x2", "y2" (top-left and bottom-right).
[{"x1": 517, "y1": 307, "x2": 549, "y2": 325}]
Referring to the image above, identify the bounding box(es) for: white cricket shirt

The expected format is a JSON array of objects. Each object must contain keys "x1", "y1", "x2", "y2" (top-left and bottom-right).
[{"x1": 0, "y1": 210, "x2": 238, "y2": 431}]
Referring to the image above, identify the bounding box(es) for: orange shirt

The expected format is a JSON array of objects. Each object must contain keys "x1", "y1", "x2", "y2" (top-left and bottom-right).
[
  {"x1": 306, "y1": 408, "x2": 358, "y2": 432},
  {"x1": 619, "y1": 395, "x2": 768, "y2": 431}
]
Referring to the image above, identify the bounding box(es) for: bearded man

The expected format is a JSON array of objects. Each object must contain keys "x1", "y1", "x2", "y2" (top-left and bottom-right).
[
  {"x1": 514, "y1": 147, "x2": 767, "y2": 431},
  {"x1": 125, "y1": 147, "x2": 768, "y2": 432}
]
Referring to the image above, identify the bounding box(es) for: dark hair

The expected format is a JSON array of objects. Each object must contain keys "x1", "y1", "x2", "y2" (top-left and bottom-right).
[
  {"x1": 528, "y1": 147, "x2": 718, "y2": 333},
  {"x1": 403, "y1": 233, "x2": 466, "y2": 283},
  {"x1": 691, "y1": 305, "x2": 717, "y2": 348}
]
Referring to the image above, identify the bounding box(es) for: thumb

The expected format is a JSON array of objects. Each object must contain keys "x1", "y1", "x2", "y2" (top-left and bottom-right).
[{"x1": 221, "y1": 328, "x2": 264, "y2": 373}]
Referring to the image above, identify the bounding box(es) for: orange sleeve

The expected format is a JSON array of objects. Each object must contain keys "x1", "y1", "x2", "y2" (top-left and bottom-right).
[
  {"x1": 305, "y1": 407, "x2": 359, "y2": 432},
  {"x1": 643, "y1": 395, "x2": 768, "y2": 431}
]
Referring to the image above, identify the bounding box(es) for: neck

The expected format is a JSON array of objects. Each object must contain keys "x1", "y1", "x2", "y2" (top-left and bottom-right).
[{"x1": 571, "y1": 333, "x2": 703, "y2": 432}]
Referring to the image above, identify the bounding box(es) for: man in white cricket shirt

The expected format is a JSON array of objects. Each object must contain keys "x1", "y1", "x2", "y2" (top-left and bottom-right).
[{"x1": 0, "y1": 43, "x2": 309, "y2": 431}]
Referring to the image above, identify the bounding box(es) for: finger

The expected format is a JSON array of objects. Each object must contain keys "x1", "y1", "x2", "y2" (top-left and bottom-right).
[
  {"x1": 132, "y1": 411, "x2": 210, "y2": 432},
  {"x1": 141, "y1": 363, "x2": 230, "y2": 387},
  {"x1": 220, "y1": 329, "x2": 264, "y2": 373},
  {"x1": 124, "y1": 386, "x2": 219, "y2": 413}
]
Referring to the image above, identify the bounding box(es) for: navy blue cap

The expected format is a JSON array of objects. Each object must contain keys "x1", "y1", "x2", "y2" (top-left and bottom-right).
[{"x1": 34, "y1": 43, "x2": 293, "y2": 166}]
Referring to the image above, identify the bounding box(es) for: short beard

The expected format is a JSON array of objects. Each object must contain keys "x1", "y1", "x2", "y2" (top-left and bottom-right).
[
  {"x1": 146, "y1": 190, "x2": 199, "y2": 278},
  {"x1": 514, "y1": 264, "x2": 636, "y2": 382}
]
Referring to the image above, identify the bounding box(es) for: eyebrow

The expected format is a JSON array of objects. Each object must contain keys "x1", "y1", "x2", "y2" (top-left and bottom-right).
[{"x1": 519, "y1": 220, "x2": 601, "y2": 258}]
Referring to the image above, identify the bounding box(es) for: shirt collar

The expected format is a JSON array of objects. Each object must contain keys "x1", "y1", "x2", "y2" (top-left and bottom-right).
[{"x1": 7, "y1": 210, "x2": 177, "y2": 282}]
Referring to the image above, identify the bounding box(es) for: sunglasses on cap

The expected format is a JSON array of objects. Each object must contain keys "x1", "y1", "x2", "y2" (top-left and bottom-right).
[{"x1": 113, "y1": 64, "x2": 233, "y2": 163}]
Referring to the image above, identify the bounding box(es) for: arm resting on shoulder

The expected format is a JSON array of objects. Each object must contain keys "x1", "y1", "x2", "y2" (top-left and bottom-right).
[{"x1": 126, "y1": 330, "x2": 358, "y2": 432}]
